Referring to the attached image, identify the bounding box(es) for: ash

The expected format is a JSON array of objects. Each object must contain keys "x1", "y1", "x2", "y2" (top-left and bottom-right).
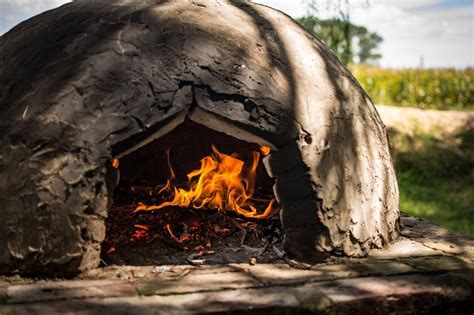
[{"x1": 102, "y1": 190, "x2": 284, "y2": 266}]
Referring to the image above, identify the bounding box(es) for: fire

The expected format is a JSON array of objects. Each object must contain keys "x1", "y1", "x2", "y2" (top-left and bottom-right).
[
  {"x1": 166, "y1": 224, "x2": 191, "y2": 243},
  {"x1": 130, "y1": 224, "x2": 149, "y2": 242},
  {"x1": 112, "y1": 158, "x2": 120, "y2": 169},
  {"x1": 135, "y1": 145, "x2": 274, "y2": 218},
  {"x1": 106, "y1": 246, "x2": 116, "y2": 254},
  {"x1": 260, "y1": 145, "x2": 271, "y2": 156}
]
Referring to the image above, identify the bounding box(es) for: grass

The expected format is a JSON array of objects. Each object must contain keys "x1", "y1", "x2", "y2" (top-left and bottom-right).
[{"x1": 389, "y1": 127, "x2": 474, "y2": 236}]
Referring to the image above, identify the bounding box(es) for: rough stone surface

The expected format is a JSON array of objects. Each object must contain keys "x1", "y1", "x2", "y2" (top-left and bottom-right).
[
  {"x1": 0, "y1": 0, "x2": 399, "y2": 275},
  {"x1": 368, "y1": 238, "x2": 440, "y2": 259},
  {"x1": 6, "y1": 279, "x2": 137, "y2": 304},
  {"x1": 400, "y1": 215, "x2": 474, "y2": 259},
  {"x1": 0, "y1": 219, "x2": 473, "y2": 314}
]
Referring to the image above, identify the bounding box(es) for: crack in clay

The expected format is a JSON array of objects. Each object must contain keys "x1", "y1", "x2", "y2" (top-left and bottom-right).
[{"x1": 116, "y1": 16, "x2": 133, "y2": 55}]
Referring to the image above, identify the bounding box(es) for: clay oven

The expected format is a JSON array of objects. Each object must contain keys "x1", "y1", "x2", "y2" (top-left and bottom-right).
[{"x1": 0, "y1": 0, "x2": 400, "y2": 276}]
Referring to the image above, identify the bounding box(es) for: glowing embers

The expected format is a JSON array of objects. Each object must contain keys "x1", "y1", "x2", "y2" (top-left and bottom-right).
[
  {"x1": 102, "y1": 204, "x2": 283, "y2": 265},
  {"x1": 135, "y1": 145, "x2": 274, "y2": 219},
  {"x1": 130, "y1": 224, "x2": 150, "y2": 242}
]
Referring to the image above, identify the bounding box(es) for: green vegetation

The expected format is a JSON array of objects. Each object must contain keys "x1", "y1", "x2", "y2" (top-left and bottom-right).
[
  {"x1": 297, "y1": 15, "x2": 472, "y2": 111},
  {"x1": 352, "y1": 65, "x2": 474, "y2": 110},
  {"x1": 296, "y1": 3, "x2": 473, "y2": 234},
  {"x1": 389, "y1": 127, "x2": 474, "y2": 236},
  {"x1": 297, "y1": 17, "x2": 383, "y2": 65}
]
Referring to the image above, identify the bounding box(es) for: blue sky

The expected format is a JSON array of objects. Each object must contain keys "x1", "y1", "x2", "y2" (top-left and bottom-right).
[
  {"x1": 422, "y1": 0, "x2": 472, "y2": 10},
  {"x1": 1, "y1": 0, "x2": 472, "y2": 68}
]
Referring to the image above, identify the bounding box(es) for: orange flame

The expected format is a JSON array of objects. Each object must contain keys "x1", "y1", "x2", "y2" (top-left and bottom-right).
[
  {"x1": 260, "y1": 146, "x2": 271, "y2": 156},
  {"x1": 135, "y1": 145, "x2": 274, "y2": 219},
  {"x1": 112, "y1": 158, "x2": 120, "y2": 169},
  {"x1": 166, "y1": 224, "x2": 191, "y2": 243},
  {"x1": 130, "y1": 224, "x2": 149, "y2": 242},
  {"x1": 106, "y1": 245, "x2": 116, "y2": 254}
]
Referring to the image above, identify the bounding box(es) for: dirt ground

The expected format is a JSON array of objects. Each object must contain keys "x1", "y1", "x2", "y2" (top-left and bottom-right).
[{"x1": 376, "y1": 105, "x2": 474, "y2": 138}]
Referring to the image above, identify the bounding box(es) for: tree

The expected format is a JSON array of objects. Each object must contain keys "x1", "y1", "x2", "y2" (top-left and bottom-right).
[
  {"x1": 296, "y1": 16, "x2": 383, "y2": 65},
  {"x1": 354, "y1": 26, "x2": 383, "y2": 64}
]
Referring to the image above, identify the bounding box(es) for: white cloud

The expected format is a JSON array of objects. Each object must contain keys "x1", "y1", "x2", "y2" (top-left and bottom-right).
[
  {"x1": 253, "y1": 0, "x2": 308, "y2": 18},
  {"x1": 254, "y1": 0, "x2": 473, "y2": 68},
  {"x1": 349, "y1": 1, "x2": 473, "y2": 68}
]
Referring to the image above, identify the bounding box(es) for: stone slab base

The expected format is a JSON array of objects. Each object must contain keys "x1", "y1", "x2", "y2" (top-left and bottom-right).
[{"x1": 1, "y1": 215, "x2": 473, "y2": 314}]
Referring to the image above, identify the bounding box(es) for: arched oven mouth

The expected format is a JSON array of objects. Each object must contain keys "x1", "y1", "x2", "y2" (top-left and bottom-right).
[{"x1": 103, "y1": 117, "x2": 284, "y2": 266}]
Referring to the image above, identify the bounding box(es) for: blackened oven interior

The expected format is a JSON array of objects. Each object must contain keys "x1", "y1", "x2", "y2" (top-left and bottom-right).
[{"x1": 102, "y1": 119, "x2": 284, "y2": 266}]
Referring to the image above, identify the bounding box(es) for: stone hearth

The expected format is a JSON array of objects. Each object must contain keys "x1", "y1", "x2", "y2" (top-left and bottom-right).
[{"x1": 0, "y1": 215, "x2": 472, "y2": 314}]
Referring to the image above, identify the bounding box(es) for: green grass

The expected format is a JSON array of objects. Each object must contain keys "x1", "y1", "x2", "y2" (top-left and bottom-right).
[
  {"x1": 398, "y1": 171, "x2": 473, "y2": 236},
  {"x1": 389, "y1": 128, "x2": 474, "y2": 236}
]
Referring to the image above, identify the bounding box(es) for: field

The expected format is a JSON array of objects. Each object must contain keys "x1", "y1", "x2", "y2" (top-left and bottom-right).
[
  {"x1": 377, "y1": 105, "x2": 474, "y2": 236},
  {"x1": 352, "y1": 65, "x2": 473, "y2": 110}
]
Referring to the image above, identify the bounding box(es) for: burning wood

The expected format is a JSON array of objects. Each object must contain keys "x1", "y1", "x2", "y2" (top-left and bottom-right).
[
  {"x1": 102, "y1": 140, "x2": 283, "y2": 266},
  {"x1": 166, "y1": 224, "x2": 191, "y2": 243},
  {"x1": 187, "y1": 250, "x2": 216, "y2": 266},
  {"x1": 130, "y1": 224, "x2": 150, "y2": 242},
  {"x1": 102, "y1": 204, "x2": 284, "y2": 266},
  {"x1": 106, "y1": 246, "x2": 116, "y2": 254},
  {"x1": 134, "y1": 145, "x2": 274, "y2": 219}
]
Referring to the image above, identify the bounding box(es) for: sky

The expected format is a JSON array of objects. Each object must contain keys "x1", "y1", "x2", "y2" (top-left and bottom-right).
[{"x1": 0, "y1": 0, "x2": 472, "y2": 68}]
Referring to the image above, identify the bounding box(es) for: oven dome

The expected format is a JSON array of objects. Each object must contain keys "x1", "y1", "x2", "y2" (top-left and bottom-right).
[{"x1": 0, "y1": 0, "x2": 399, "y2": 276}]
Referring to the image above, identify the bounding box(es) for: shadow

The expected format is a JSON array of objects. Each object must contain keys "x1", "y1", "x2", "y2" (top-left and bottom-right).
[
  {"x1": 0, "y1": 3, "x2": 471, "y2": 311},
  {"x1": 390, "y1": 127, "x2": 474, "y2": 236},
  {"x1": 2, "y1": 254, "x2": 472, "y2": 314},
  {"x1": 228, "y1": 0, "x2": 297, "y2": 112},
  {"x1": 229, "y1": 0, "x2": 401, "y2": 258},
  {"x1": 0, "y1": 0, "x2": 399, "y2": 276},
  {"x1": 309, "y1": 29, "x2": 401, "y2": 252},
  {"x1": 1, "y1": 1, "x2": 152, "y2": 129},
  {"x1": 0, "y1": 0, "x2": 177, "y2": 277}
]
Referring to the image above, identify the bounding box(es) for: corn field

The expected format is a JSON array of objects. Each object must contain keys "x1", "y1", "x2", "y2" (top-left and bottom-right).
[{"x1": 350, "y1": 65, "x2": 474, "y2": 110}]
